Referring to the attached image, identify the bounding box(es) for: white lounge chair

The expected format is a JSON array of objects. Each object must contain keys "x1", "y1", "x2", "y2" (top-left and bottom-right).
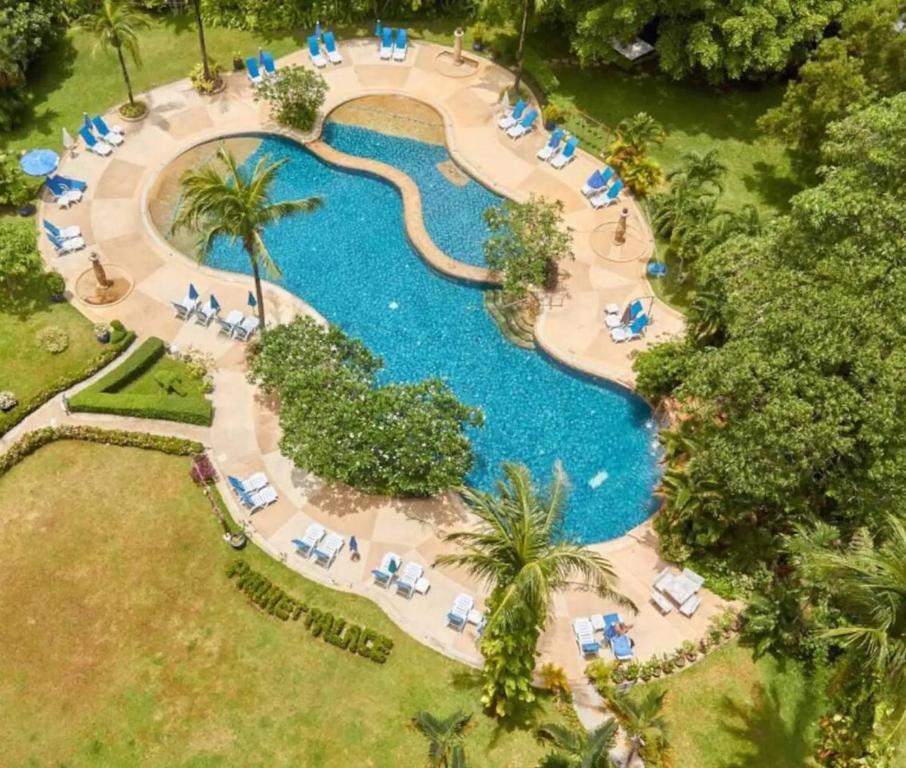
[
  {"x1": 171, "y1": 295, "x2": 198, "y2": 321},
  {"x1": 43, "y1": 220, "x2": 81, "y2": 240},
  {"x1": 507, "y1": 109, "x2": 538, "y2": 140},
  {"x1": 610, "y1": 313, "x2": 649, "y2": 343},
  {"x1": 324, "y1": 31, "x2": 343, "y2": 64},
  {"x1": 234, "y1": 315, "x2": 260, "y2": 341},
  {"x1": 78, "y1": 126, "x2": 113, "y2": 157},
  {"x1": 682, "y1": 568, "x2": 705, "y2": 590},
  {"x1": 590, "y1": 179, "x2": 624, "y2": 209},
  {"x1": 313, "y1": 532, "x2": 344, "y2": 567},
  {"x1": 238, "y1": 484, "x2": 278, "y2": 512},
  {"x1": 550, "y1": 136, "x2": 579, "y2": 169},
  {"x1": 573, "y1": 617, "x2": 601, "y2": 655},
  {"x1": 379, "y1": 28, "x2": 393, "y2": 59},
  {"x1": 392, "y1": 29, "x2": 408, "y2": 61},
  {"x1": 245, "y1": 57, "x2": 263, "y2": 86},
  {"x1": 217, "y1": 309, "x2": 244, "y2": 337},
  {"x1": 604, "y1": 303, "x2": 623, "y2": 329},
  {"x1": 582, "y1": 167, "x2": 614, "y2": 197},
  {"x1": 307, "y1": 35, "x2": 326, "y2": 68},
  {"x1": 537, "y1": 129, "x2": 564, "y2": 161},
  {"x1": 372, "y1": 552, "x2": 401, "y2": 587},
  {"x1": 395, "y1": 562, "x2": 424, "y2": 598},
  {"x1": 497, "y1": 100, "x2": 526, "y2": 130},
  {"x1": 92, "y1": 115, "x2": 124, "y2": 146},
  {"x1": 292, "y1": 522, "x2": 326, "y2": 557},
  {"x1": 228, "y1": 472, "x2": 269, "y2": 495},
  {"x1": 194, "y1": 295, "x2": 221, "y2": 326},
  {"x1": 651, "y1": 590, "x2": 673, "y2": 614},
  {"x1": 447, "y1": 593, "x2": 474, "y2": 631},
  {"x1": 48, "y1": 232, "x2": 85, "y2": 255}
]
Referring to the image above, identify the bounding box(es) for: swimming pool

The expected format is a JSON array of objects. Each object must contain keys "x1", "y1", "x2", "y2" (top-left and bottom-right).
[{"x1": 194, "y1": 132, "x2": 660, "y2": 543}]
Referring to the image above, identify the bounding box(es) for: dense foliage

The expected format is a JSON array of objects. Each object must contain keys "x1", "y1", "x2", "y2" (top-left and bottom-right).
[
  {"x1": 255, "y1": 65, "x2": 327, "y2": 132},
  {"x1": 605, "y1": 112, "x2": 665, "y2": 197},
  {"x1": 436, "y1": 464, "x2": 629, "y2": 717},
  {"x1": 0, "y1": 219, "x2": 43, "y2": 294},
  {"x1": 248, "y1": 316, "x2": 483, "y2": 497},
  {"x1": 483, "y1": 196, "x2": 572, "y2": 297},
  {"x1": 759, "y1": 0, "x2": 906, "y2": 173},
  {"x1": 567, "y1": 0, "x2": 843, "y2": 83}
]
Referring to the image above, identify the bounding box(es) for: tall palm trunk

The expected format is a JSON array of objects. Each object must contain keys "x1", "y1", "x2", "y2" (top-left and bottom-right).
[
  {"x1": 114, "y1": 41, "x2": 135, "y2": 105},
  {"x1": 512, "y1": 0, "x2": 530, "y2": 95},
  {"x1": 624, "y1": 738, "x2": 639, "y2": 768},
  {"x1": 192, "y1": 0, "x2": 211, "y2": 81},
  {"x1": 248, "y1": 252, "x2": 267, "y2": 329}
]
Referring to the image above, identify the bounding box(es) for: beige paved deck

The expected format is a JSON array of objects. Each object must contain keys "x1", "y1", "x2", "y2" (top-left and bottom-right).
[{"x1": 19, "y1": 38, "x2": 718, "y2": 690}]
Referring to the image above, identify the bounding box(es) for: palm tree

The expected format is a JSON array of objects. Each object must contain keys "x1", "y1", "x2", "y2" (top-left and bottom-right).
[
  {"x1": 607, "y1": 113, "x2": 666, "y2": 197},
  {"x1": 537, "y1": 718, "x2": 619, "y2": 767},
  {"x1": 80, "y1": 0, "x2": 150, "y2": 108},
  {"x1": 412, "y1": 710, "x2": 472, "y2": 768},
  {"x1": 437, "y1": 462, "x2": 632, "y2": 636},
  {"x1": 173, "y1": 146, "x2": 322, "y2": 329},
  {"x1": 191, "y1": 0, "x2": 212, "y2": 83},
  {"x1": 612, "y1": 690, "x2": 669, "y2": 768},
  {"x1": 668, "y1": 149, "x2": 727, "y2": 193}
]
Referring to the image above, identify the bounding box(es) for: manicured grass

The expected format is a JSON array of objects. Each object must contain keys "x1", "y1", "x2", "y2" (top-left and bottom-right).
[
  {"x1": 628, "y1": 641, "x2": 825, "y2": 767},
  {"x1": 0, "y1": 440, "x2": 554, "y2": 766},
  {"x1": 0, "y1": 285, "x2": 100, "y2": 413},
  {"x1": 116, "y1": 354, "x2": 206, "y2": 398},
  {"x1": 2, "y1": 18, "x2": 304, "y2": 152}
]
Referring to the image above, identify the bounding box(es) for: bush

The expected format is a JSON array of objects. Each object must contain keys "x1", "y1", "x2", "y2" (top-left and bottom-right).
[
  {"x1": 0, "y1": 391, "x2": 17, "y2": 411},
  {"x1": 0, "y1": 153, "x2": 35, "y2": 207},
  {"x1": 633, "y1": 340, "x2": 692, "y2": 400},
  {"x1": 0, "y1": 425, "x2": 203, "y2": 478},
  {"x1": 68, "y1": 337, "x2": 214, "y2": 426},
  {"x1": 0, "y1": 218, "x2": 43, "y2": 294},
  {"x1": 542, "y1": 102, "x2": 566, "y2": 126},
  {"x1": 45, "y1": 270, "x2": 66, "y2": 297},
  {"x1": 36, "y1": 325, "x2": 69, "y2": 354},
  {"x1": 190, "y1": 61, "x2": 224, "y2": 94},
  {"x1": 109, "y1": 320, "x2": 127, "y2": 345},
  {"x1": 0, "y1": 330, "x2": 135, "y2": 436},
  {"x1": 254, "y1": 65, "x2": 327, "y2": 132}
]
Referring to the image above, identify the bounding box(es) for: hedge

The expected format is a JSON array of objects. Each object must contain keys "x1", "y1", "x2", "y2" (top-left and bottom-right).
[
  {"x1": 0, "y1": 331, "x2": 136, "y2": 436},
  {"x1": 68, "y1": 337, "x2": 214, "y2": 427},
  {"x1": 0, "y1": 425, "x2": 204, "y2": 477},
  {"x1": 226, "y1": 560, "x2": 395, "y2": 664}
]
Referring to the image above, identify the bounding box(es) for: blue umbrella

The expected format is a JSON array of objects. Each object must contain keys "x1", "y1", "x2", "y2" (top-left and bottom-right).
[
  {"x1": 247, "y1": 290, "x2": 257, "y2": 308},
  {"x1": 83, "y1": 112, "x2": 94, "y2": 134},
  {"x1": 210, "y1": 294, "x2": 221, "y2": 311},
  {"x1": 188, "y1": 283, "x2": 199, "y2": 301},
  {"x1": 19, "y1": 149, "x2": 59, "y2": 177},
  {"x1": 315, "y1": 20, "x2": 321, "y2": 39},
  {"x1": 375, "y1": 19, "x2": 382, "y2": 37}
]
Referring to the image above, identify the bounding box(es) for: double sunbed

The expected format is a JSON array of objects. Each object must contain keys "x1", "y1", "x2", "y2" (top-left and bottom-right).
[
  {"x1": 573, "y1": 612, "x2": 635, "y2": 660},
  {"x1": 79, "y1": 115, "x2": 125, "y2": 157},
  {"x1": 652, "y1": 567, "x2": 705, "y2": 617},
  {"x1": 379, "y1": 28, "x2": 409, "y2": 61},
  {"x1": 228, "y1": 472, "x2": 279, "y2": 513},
  {"x1": 606, "y1": 298, "x2": 651, "y2": 342},
  {"x1": 292, "y1": 523, "x2": 345, "y2": 567},
  {"x1": 371, "y1": 553, "x2": 431, "y2": 597},
  {"x1": 43, "y1": 219, "x2": 85, "y2": 254},
  {"x1": 45, "y1": 175, "x2": 86, "y2": 209}
]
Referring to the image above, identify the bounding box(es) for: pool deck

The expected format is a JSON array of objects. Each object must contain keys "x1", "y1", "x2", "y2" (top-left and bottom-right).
[{"x1": 21, "y1": 38, "x2": 721, "y2": 693}]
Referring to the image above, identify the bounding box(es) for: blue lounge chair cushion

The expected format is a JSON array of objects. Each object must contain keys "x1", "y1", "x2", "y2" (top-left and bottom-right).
[
  {"x1": 372, "y1": 569, "x2": 390, "y2": 582},
  {"x1": 92, "y1": 115, "x2": 113, "y2": 135},
  {"x1": 78, "y1": 126, "x2": 97, "y2": 146},
  {"x1": 246, "y1": 58, "x2": 261, "y2": 78},
  {"x1": 561, "y1": 136, "x2": 578, "y2": 157},
  {"x1": 43, "y1": 220, "x2": 60, "y2": 235},
  {"x1": 262, "y1": 51, "x2": 276, "y2": 72},
  {"x1": 629, "y1": 300, "x2": 643, "y2": 319},
  {"x1": 447, "y1": 611, "x2": 465, "y2": 625},
  {"x1": 582, "y1": 640, "x2": 601, "y2": 653},
  {"x1": 510, "y1": 99, "x2": 526, "y2": 120},
  {"x1": 325, "y1": 31, "x2": 338, "y2": 51},
  {"x1": 307, "y1": 36, "x2": 320, "y2": 56},
  {"x1": 611, "y1": 634, "x2": 633, "y2": 659},
  {"x1": 647, "y1": 261, "x2": 668, "y2": 277},
  {"x1": 53, "y1": 175, "x2": 86, "y2": 192},
  {"x1": 630, "y1": 314, "x2": 649, "y2": 335},
  {"x1": 396, "y1": 28, "x2": 407, "y2": 47},
  {"x1": 382, "y1": 27, "x2": 393, "y2": 47},
  {"x1": 520, "y1": 109, "x2": 538, "y2": 127},
  {"x1": 600, "y1": 166, "x2": 615, "y2": 185},
  {"x1": 608, "y1": 179, "x2": 624, "y2": 199},
  {"x1": 586, "y1": 170, "x2": 605, "y2": 190},
  {"x1": 546, "y1": 128, "x2": 564, "y2": 147}
]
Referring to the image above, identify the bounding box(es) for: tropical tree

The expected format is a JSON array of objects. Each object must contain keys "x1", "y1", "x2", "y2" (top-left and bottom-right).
[
  {"x1": 606, "y1": 113, "x2": 665, "y2": 197},
  {"x1": 190, "y1": 0, "x2": 212, "y2": 83},
  {"x1": 80, "y1": 0, "x2": 150, "y2": 109},
  {"x1": 537, "y1": 718, "x2": 619, "y2": 767},
  {"x1": 436, "y1": 463, "x2": 633, "y2": 717},
  {"x1": 612, "y1": 690, "x2": 669, "y2": 767},
  {"x1": 173, "y1": 146, "x2": 321, "y2": 329},
  {"x1": 412, "y1": 710, "x2": 472, "y2": 768},
  {"x1": 667, "y1": 149, "x2": 727, "y2": 193}
]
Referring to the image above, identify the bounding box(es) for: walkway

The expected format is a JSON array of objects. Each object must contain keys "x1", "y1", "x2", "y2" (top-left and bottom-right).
[{"x1": 28, "y1": 37, "x2": 717, "y2": 688}]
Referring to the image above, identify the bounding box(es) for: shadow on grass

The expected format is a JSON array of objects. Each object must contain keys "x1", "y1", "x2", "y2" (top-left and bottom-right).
[
  {"x1": 2, "y1": 36, "x2": 78, "y2": 149},
  {"x1": 716, "y1": 672, "x2": 822, "y2": 768},
  {"x1": 741, "y1": 161, "x2": 804, "y2": 212}
]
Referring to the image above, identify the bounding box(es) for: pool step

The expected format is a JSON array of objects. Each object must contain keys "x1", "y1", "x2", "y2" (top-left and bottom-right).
[{"x1": 484, "y1": 290, "x2": 536, "y2": 349}]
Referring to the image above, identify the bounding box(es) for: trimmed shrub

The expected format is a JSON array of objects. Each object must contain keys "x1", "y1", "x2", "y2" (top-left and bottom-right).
[
  {"x1": 36, "y1": 325, "x2": 69, "y2": 354},
  {"x1": 0, "y1": 330, "x2": 135, "y2": 436},
  {"x1": 68, "y1": 337, "x2": 214, "y2": 426},
  {"x1": 0, "y1": 425, "x2": 203, "y2": 478}
]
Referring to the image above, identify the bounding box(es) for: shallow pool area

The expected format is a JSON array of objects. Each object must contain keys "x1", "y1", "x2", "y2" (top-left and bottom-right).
[{"x1": 166, "y1": 132, "x2": 660, "y2": 543}]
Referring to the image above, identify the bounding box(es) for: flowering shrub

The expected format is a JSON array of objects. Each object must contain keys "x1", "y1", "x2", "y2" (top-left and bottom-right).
[{"x1": 36, "y1": 325, "x2": 69, "y2": 354}]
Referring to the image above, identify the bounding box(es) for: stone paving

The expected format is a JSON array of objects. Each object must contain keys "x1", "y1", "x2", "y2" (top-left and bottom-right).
[{"x1": 21, "y1": 37, "x2": 721, "y2": 690}]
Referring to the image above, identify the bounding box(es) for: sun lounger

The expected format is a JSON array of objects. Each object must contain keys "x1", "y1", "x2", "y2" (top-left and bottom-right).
[
  {"x1": 610, "y1": 313, "x2": 649, "y2": 343},
  {"x1": 581, "y1": 167, "x2": 614, "y2": 196},
  {"x1": 680, "y1": 594, "x2": 701, "y2": 617},
  {"x1": 324, "y1": 30, "x2": 343, "y2": 64},
  {"x1": 47, "y1": 231, "x2": 85, "y2": 254},
  {"x1": 217, "y1": 309, "x2": 244, "y2": 337},
  {"x1": 171, "y1": 296, "x2": 198, "y2": 320},
  {"x1": 604, "y1": 303, "x2": 622, "y2": 329},
  {"x1": 56, "y1": 174, "x2": 87, "y2": 193},
  {"x1": 43, "y1": 220, "x2": 81, "y2": 240},
  {"x1": 91, "y1": 115, "x2": 124, "y2": 146},
  {"x1": 610, "y1": 633, "x2": 634, "y2": 661},
  {"x1": 447, "y1": 593, "x2": 474, "y2": 631},
  {"x1": 602, "y1": 613, "x2": 621, "y2": 639},
  {"x1": 590, "y1": 178, "x2": 624, "y2": 209},
  {"x1": 380, "y1": 27, "x2": 393, "y2": 60},
  {"x1": 497, "y1": 99, "x2": 526, "y2": 130},
  {"x1": 261, "y1": 51, "x2": 278, "y2": 77},
  {"x1": 372, "y1": 552, "x2": 402, "y2": 587},
  {"x1": 653, "y1": 566, "x2": 673, "y2": 592},
  {"x1": 395, "y1": 562, "x2": 424, "y2": 598},
  {"x1": 227, "y1": 472, "x2": 269, "y2": 496},
  {"x1": 246, "y1": 57, "x2": 263, "y2": 86},
  {"x1": 507, "y1": 109, "x2": 538, "y2": 139},
  {"x1": 194, "y1": 295, "x2": 221, "y2": 326},
  {"x1": 292, "y1": 522, "x2": 326, "y2": 557},
  {"x1": 313, "y1": 532, "x2": 344, "y2": 567},
  {"x1": 307, "y1": 36, "x2": 326, "y2": 68},
  {"x1": 238, "y1": 484, "x2": 278, "y2": 512},
  {"x1": 682, "y1": 568, "x2": 705, "y2": 590},
  {"x1": 536, "y1": 128, "x2": 564, "y2": 161},
  {"x1": 45, "y1": 177, "x2": 83, "y2": 208},
  {"x1": 393, "y1": 28, "x2": 408, "y2": 61},
  {"x1": 78, "y1": 126, "x2": 113, "y2": 157},
  {"x1": 651, "y1": 590, "x2": 673, "y2": 614},
  {"x1": 574, "y1": 617, "x2": 600, "y2": 655},
  {"x1": 234, "y1": 315, "x2": 260, "y2": 341},
  {"x1": 550, "y1": 136, "x2": 579, "y2": 169}
]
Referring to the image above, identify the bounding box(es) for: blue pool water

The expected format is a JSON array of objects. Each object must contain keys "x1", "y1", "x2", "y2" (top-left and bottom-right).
[
  {"x1": 323, "y1": 122, "x2": 500, "y2": 267},
  {"x1": 201, "y1": 132, "x2": 660, "y2": 542}
]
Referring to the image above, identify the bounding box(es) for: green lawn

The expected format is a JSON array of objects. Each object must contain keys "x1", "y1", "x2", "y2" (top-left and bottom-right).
[
  {"x1": 0, "y1": 440, "x2": 554, "y2": 766},
  {"x1": 3, "y1": 18, "x2": 304, "y2": 153},
  {"x1": 117, "y1": 354, "x2": 206, "y2": 399},
  {"x1": 0, "y1": 285, "x2": 100, "y2": 416},
  {"x1": 629, "y1": 641, "x2": 825, "y2": 767}
]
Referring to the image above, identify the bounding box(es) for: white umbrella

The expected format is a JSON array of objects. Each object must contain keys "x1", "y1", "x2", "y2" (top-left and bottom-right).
[{"x1": 62, "y1": 127, "x2": 75, "y2": 156}]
